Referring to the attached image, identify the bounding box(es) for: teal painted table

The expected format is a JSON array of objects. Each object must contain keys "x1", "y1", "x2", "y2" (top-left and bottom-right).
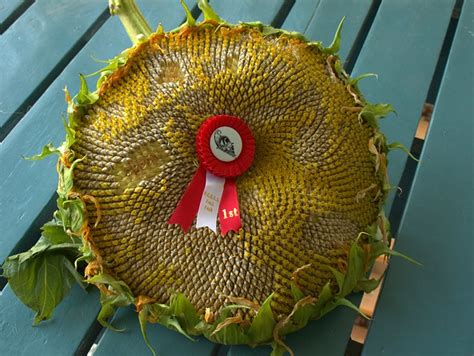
[{"x1": 0, "y1": 0, "x2": 472, "y2": 355}]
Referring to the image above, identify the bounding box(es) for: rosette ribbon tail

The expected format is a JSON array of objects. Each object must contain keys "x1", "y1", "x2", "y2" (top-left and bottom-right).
[
  {"x1": 169, "y1": 167, "x2": 242, "y2": 235},
  {"x1": 218, "y1": 178, "x2": 241, "y2": 235},
  {"x1": 168, "y1": 165, "x2": 207, "y2": 232}
]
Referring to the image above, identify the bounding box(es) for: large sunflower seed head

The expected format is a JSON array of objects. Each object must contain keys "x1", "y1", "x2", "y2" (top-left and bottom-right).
[{"x1": 72, "y1": 24, "x2": 382, "y2": 318}]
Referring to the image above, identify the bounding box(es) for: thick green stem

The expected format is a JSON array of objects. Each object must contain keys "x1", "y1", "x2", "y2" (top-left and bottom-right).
[{"x1": 109, "y1": 0, "x2": 153, "y2": 44}]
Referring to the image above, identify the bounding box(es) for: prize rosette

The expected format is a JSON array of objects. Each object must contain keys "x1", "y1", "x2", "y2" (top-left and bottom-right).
[
  {"x1": 169, "y1": 115, "x2": 255, "y2": 235},
  {"x1": 1, "y1": 0, "x2": 417, "y2": 354}
]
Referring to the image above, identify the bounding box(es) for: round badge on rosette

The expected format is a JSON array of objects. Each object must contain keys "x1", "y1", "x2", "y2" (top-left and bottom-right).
[{"x1": 169, "y1": 115, "x2": 255, "y2": 235}]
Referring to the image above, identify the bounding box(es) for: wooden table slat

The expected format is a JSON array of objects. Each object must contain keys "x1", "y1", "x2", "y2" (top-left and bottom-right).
[
  {"x1": 0, "y1": 0, "x2": 27, "y2": 28},
  {"x1": 280, "y1": 0, "x2": 321, "y2": 34},
  {"x1": 363, "y1": 0, "x2": 474, "y2": 354},
  {"x1": 0, "y1": 285, "x2": 100, "y2": 356},
  {"x1": 304, "y1": 0, "x2": 373, "y2": 63},
  {"x1": 202, "y1": 0, "x2": 287, "y2": 24},
  {"x1": 352, "y1": 0, "x2": 456, "y2": 211},
  {"x1": 0, "y1": 0, "x2": 108, "y2": 134},
  {"x1": 94, "y1": 306, "x2": 218, "y2": 356}
]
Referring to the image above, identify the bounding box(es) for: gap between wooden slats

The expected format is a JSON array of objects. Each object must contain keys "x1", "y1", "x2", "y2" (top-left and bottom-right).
[{"x1": 0, "y1": 0, "x2": 35, "y2": 34}]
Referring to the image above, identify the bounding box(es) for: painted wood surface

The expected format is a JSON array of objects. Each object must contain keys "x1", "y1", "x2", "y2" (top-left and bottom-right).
[
  {"x1": 94, "y1": 307, "x2": 219, "y2": 356},
  {"x1": 363, "y1": 0, "x2": 474, "y2": 354},
  {"x1": 0, "y1": 0, "x2": 25, "y2": 29},
  {"x1": 303, "y1": 0, "x2": 373, "y2": 63},
  {"x1": 0, "y1": 0, "x2": 109, "y2": 135},
  {"x1": 352, "y1": 0, "x2": 456, "y2": 211},
  {"x1": 206, "y1": 0, "x2": 287, "y2": 24},
  {"x1": 0, "y1": 285, "x2": 100, "y2": 356},
  {"x1": 0, "y1": 0, "x2": 28, "y2": 33}
]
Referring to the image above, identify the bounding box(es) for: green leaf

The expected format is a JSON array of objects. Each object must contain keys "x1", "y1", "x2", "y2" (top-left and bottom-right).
[
  {"x1": 197, "y1": 0, "x2": 222, "y2": 22},
  {"x1": 75, "y1": 242, "x2": 95, "y2": 268},
  {"x1": 290, "y1": 282, "x2": 305, "y2": 301},
  {"x1": 138, "y1": 306, "x2": 157, "y2": 356},
  {"x1": 158, "y1": 314, "x2": 195, "y2": 341},
  {"x1": 58, "y1": 156, "x2": 85, "y2": 196},
  {"x1": 179, "y1": 0, "x2": 195, "y2": 26},
  {"x1": 261, "y1": 25, "x2": 283, "y2": 37},
  {"x1": 88, "y1": 273, "x2": 134, "y2": 302},
  {"x1": 63, "y1": 117, "x2": 76, "y2": 149},
  {"x1": 270, "y1": 342, "x2": 287, "y2": 356},
  {"x1": 57, "y1": 198, "x2": 85, "y2": 233},
  {"x1": 385, "y1": 248, "x2": 422, "y2": 266},
  {"x1": 169, "y1": 293, "x2": 200, "y2": 334},
  {"x1": 97, "y1": 302, "x2": 124, "y2": 332},
  {"x1": 356, "y1": 277, "x2": 382, "y2": 293},
  {"x1": 320, "y1": 297, "x2": 368, "y2": 319},
  {"x1": 75, "y1": 74, "x2": 99, "y2": 106},
  {"x1": 310, "y1": 282, "x2": 333, "y2": 319},
  {"x1": 5, "y1": 236, "x2": 80, "y2": 266},
  {"x1": 62, "y1": 256, "x2": 87, "y2": 290},
  {"x1": 24, "y1": 143, "x2": 60, "y2": 161},
  {"x1": 247, "y1": 293, "x2": 275, "y2": 344},
  {"x1": 41, "y1": 221, "x2": 75, "y2": 245},
  {"x1": 86, "y1": 50, "x2": 130, "y2": 89},
  {"x1": 359, "y1": 103, "x2": 395, "y2": 128},
  {"x1": 334, "y1": 59, "x2": 345, "y2": 78},
  {"x1": 208, "y1": 320, "x2": 249, "y2": 345},
  {"x1": 2, "y1": 253, "x2": 80, "y2": 325},
  {"x1": 289, "y1": 298, "x2": 317, "y2": 331},
  {"x1": 323, "y1": 17, "x2": 345, "y2": 54},
  {"x1": 219, "y1": 304, "x2": 253, "y2": 314},
  {"x1": 63, "y1": 200, "x2": 85, "y2": 233},
  {"x1": 90, "y1": 273, "x2": 135, "y2": 331},
  {"x1": 369, "y1": 241, "x2": 421, "y2": 266},
  {"x1": 341, "y1": 242, "x2": 366, "y2": 296},
  {"x1": 326, "y1": 266, "x2": 345, "y2": 291},
  {"x1": 388, "y1": 141, "x2": 419, "y2": 161},
  {"x1": 349, "y1": 73, "x2": 378, "y2": 87}
]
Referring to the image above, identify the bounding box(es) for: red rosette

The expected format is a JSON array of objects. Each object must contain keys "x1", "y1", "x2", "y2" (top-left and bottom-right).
[
  {"x1": 196, "y1": 115, "x2": 255, "y2": 178},
  {"x1": 169, "y1": 115, "x2": 254, "y2": 234}
]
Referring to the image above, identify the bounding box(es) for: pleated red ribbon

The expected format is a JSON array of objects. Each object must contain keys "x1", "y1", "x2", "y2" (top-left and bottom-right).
[{"x1": 168, "y1": 115, "x2": 255, "y2": 236}]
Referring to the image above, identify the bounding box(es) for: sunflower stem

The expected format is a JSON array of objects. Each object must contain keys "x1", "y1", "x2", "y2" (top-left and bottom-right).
[{"x1": 109, "y1": 0, "x2": 152, "y2": 44}]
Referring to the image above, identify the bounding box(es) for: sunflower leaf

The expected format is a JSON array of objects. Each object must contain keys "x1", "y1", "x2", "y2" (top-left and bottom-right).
[
  {"x1": 138, "y1": 306, "x2": 157, "y2": 356},
  {"x1": 326, "y1": 266, "x2": 345, "y2": 291},
  {"x1": 356, "y1": 277, "x2": 382, "y2": 293},
  {"x1": 323, "y1": 17, "x2": 345, "y2": 54},
  {"x1": 179, "y1": 0, "x2": 195, "y2": 26},
  {"x1": 349, "y1": 73, "x2": 378, "y2": 87},
  {"x1": 23, "y1": 143, "x2": 60, "y2": 161},
  {"x1": 388, "y1": 141, "x2": 419, "y2": 161},
  {"x1": 75, "y1": 74, "x2": 99, "y2": 106},
  {"x1": 359, "y1": 103, "x2": 395, "y2": 127},
  {"x1": 169, "y1": 293, "x2": 200, "y2": 334},
  {"x1": 341, "y1": 242, "x2": 365, "y2": 296},
  {"x1": 2, "y1": 253, "x2": 81, "y2": 325},
  {"x1": 198, "y1": 0, "x2": 222, "y2": 22},
  {"x1": 247, "y1": 293, "x2": 275, "y2": 344}
]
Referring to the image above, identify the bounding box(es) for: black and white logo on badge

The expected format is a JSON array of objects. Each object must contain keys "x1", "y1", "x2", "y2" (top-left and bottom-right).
[{"x1": 210, "y1": 126, "x2": 243, "y2": 162}]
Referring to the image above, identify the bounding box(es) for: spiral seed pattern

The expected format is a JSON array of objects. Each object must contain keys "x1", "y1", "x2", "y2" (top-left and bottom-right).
[{"x1": 72, "y1": 25, "x2": 382, "y2": 316}]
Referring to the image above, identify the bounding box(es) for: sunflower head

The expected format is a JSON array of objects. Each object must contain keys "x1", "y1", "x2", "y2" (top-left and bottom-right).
[{"x1": 5, "y1": 0, "x2": 403, "y2": 352}]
